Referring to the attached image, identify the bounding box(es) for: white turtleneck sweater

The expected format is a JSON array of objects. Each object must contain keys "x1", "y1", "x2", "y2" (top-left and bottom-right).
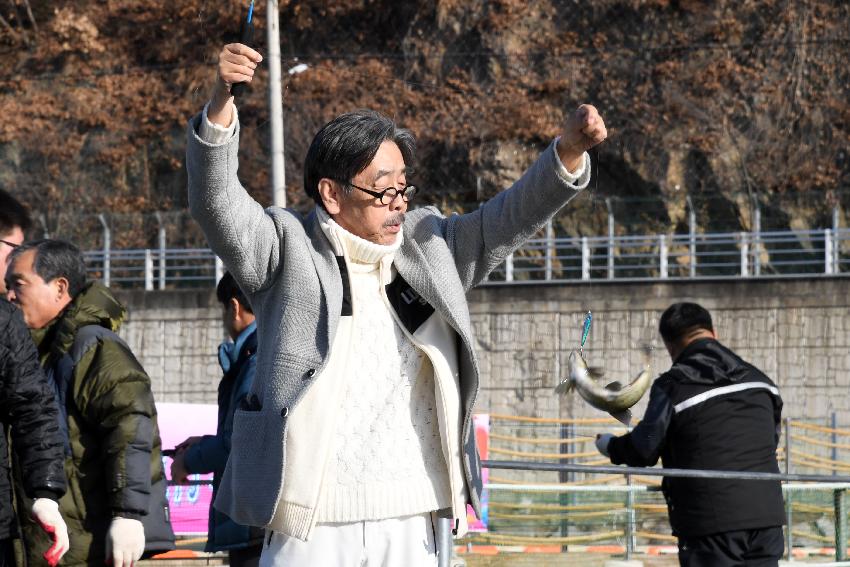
[
  {"x1": 265, "y1": 210, "x2": 468, "y2": 540},
  {"x1": 314, "y1": 216, "x2": 452, "y2": 522}
]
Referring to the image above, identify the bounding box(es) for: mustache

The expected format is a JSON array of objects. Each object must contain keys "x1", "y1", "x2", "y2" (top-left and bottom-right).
[{"x1": 383, "y1": 213, "x2": 405, "y2": 227}]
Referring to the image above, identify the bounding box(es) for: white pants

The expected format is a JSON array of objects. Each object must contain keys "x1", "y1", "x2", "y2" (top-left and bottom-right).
[{"x1": 259, "y1": 513, "x2": 437, "y2": 567}]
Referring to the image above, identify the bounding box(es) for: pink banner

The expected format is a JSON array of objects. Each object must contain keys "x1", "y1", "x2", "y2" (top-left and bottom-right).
[
  {"x1": 157, "y1": 402, "x2": 218, "y2": 535},
  {"x1": 466, "y1": 413, "x2": 489, "y2": 532}
]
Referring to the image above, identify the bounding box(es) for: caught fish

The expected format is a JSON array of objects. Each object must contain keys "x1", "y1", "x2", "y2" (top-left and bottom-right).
[{"x1": 554, "y1": 347, "x2": 652, "y2": 426}]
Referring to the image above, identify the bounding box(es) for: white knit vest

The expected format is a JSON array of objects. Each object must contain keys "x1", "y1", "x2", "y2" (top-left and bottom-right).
[{"x1": 314, "y1": 217, "x2": 452, "y2": 522}]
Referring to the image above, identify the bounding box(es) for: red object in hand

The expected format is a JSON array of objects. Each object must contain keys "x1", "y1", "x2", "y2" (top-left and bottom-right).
[
  {"x1": 31, "y1": 498, "x2": 69, "y2": 566},
  {"x1": 39, "y1": 521, "x2": 63, "y2": 567}
]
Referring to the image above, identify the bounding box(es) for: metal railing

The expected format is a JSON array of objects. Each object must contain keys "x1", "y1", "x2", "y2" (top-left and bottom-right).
[
  {"x1": 481, "y1": 460, "x2": 850, "y2": 563},
  {"x1": 488, "y1": 226, "x2": 850, "y2": 283},
  {"x1": 479, "y1": 413, "x2": 850, "y2": 563},
  {"x1": 81, "y1": 226, "x2": 850, "y2": 289},
  {"x1": 82, "y1": 248, "x2": 222, "y2": 289}
]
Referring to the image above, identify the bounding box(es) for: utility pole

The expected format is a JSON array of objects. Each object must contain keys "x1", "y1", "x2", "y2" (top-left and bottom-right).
[{"x1": 267, "y1": 0, "x2": 286, "y2": 207}]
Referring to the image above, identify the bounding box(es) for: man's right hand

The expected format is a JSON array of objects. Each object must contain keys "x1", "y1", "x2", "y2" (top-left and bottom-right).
[
  {"x1": 595, "y1": 433, "x2": 614, "y2": 458},
  {"x1": 208, "y1": 43, "x2": 263, "y2": 127}
]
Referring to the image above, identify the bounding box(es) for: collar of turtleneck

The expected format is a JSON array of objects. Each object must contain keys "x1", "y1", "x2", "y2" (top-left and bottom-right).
[{"x1": 316, "y1": 206, "x2": 403, "y2": 266}]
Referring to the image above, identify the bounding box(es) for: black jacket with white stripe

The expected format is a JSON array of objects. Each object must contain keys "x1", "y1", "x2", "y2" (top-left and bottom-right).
[{"x1": 607, "y1": 338, "x2": 786, "y2": 537}]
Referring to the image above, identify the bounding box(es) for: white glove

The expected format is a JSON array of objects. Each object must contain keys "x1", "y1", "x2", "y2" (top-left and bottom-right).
[
  {"x1": 31, "y1": 498, "x2": 70, "y2": 567},
  {"x1": 596, "y1": 433, "x2": 615, "y2": 458},
  {"x1": 106, "y1": 517, "x2": 145, "y2": 567}
]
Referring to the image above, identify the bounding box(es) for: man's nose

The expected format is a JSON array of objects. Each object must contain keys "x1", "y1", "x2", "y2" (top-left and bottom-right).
[{"x1": 389, "y1": 193, "x2": 405, "y2": 211}]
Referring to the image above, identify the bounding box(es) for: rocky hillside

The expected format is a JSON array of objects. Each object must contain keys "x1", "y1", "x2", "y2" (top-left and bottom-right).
[{"x1": 0, "y1": 0, "x2": 847, "y2": 248}]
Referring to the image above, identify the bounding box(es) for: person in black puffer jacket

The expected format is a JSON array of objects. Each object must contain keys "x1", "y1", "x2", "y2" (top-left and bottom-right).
[
  {"x1": 595, "y1": 302, "x2": 785, "y2": 567},
  {"x1": 0, "y1": 298, "x2": 69, "y2": 566}
]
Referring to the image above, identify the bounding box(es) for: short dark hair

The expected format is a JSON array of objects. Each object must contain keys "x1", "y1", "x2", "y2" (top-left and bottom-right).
[
  {"x1": 10, "y1": 239, "x2": 88, "y2": 297},
  {"x1": 216, "y1": 271, "x2": 253, "y2": 314},
  {"x1": 303, "y1": 109, "x2": 416, "y2": 206},
  {"x1": 0, "y1": 189, "x2": 32, "y2": 235},
  {"x1": 658, "y1": 302, "x2": 714, "y2": 344}
]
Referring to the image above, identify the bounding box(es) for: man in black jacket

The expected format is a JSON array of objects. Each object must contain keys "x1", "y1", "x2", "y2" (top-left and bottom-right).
[
  {"x1": 595, "y1": 302, "x2": 785, "y2": 567},
  {"x1": 0, "y1": 298, "x2": 69, "y2": 566}
]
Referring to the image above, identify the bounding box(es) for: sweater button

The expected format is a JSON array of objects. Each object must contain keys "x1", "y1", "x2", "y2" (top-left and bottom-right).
[
  {"x1": 303, "y1": 369, "x2": 316, "y2": 380},
  {"x1": 280, "y1": 407, "x2": 289, "y2": 418}
]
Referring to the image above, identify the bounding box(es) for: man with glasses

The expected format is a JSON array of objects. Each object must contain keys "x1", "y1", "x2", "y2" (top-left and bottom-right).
[
  {"x1": 186, "y1": 42, "x2": 607, "y2": 566},
  {"x1": 0, "y1": 189, "x2": 31, "y2": 295}
]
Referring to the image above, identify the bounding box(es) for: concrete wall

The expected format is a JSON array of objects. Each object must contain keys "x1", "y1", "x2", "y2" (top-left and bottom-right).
[
  {"x1": 114, "y1": 277, "x2": 850, "y2": 424},
  {"x1": 466, "y1": 278, "x2": 850, "y2": 426},
  {"x1": 117, "y1": 289, "x2": 223, "y2": 403}
]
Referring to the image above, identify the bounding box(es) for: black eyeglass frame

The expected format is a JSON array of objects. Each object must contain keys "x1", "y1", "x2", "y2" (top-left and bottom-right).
[
  {"x1": 338, "y1": 181, "x2": 418, "y2": 205},
  {"x1": 0, "y1": 239, "x2": 19, "y2": 249}
]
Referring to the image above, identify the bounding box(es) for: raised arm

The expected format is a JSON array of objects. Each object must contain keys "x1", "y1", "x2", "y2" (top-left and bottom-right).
[
  {"x1": 186, "y1": 44, "x2": 280, "y2": 294},
  {"x1": 444, "y1": 105, "x2": 607, "y2": 290}
]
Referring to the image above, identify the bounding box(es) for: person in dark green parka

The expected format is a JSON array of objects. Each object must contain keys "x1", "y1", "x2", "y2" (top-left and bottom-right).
[{"x1": 6, "y1": 239, "x2": 175, "y2": 567}]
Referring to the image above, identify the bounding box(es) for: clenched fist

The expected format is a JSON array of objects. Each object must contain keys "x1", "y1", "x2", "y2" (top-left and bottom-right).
[
  {"x1": 558, "y1": 104, "x2": 608, "y2": 172},
  {"x1": 208, "y1": 43, "x2": 264, "y2": 128}
]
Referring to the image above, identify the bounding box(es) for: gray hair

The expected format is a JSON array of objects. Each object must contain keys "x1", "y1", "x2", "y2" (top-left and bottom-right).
[
  {"x1": 303, "y1": 109, "x2": 416, "y2": 206},
  {"x1": 10, "y1": 239, "x2": 88, "y2": 298}
]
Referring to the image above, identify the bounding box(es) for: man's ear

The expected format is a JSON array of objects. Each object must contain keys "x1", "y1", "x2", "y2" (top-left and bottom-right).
[
  {"x1": 318, "y1": 179, "x2": 343, "y2": 215},
  {"x1": 229, "y1": 297, "x2": 241, "y2": 319},
  {"x1": 53, "y1": 277, "x2": 70, "y2": 301}
]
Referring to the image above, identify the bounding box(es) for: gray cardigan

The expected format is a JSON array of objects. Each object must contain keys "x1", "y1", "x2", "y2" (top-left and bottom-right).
[{"x1": 186, "y1": 112, "x2": 588, "y2": 528}]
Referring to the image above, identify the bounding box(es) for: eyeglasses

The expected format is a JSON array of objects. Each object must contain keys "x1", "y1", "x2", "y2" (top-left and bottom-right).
[
  {"x1": 341, "y1": 181, "x2": 418, "y2": 206},
  {"x1": 0, "y1": 239, "x2": 19, "y2": 249}
]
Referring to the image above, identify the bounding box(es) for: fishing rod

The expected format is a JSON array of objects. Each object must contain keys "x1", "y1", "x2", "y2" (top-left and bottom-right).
[{"x1": 230, "y1": 0, "x2": 255, "y2": 97}]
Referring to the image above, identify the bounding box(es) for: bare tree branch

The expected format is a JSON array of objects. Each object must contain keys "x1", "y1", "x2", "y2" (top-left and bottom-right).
[
  {"x1": 0, "y1": 12, "x2": 21, "y2": 42},
  {"x1": 5, "y1": 0, "x2": 29, "y2": 44},
  {"x1": 21, "y1": 0, "x2": 37, "y2": 33}
]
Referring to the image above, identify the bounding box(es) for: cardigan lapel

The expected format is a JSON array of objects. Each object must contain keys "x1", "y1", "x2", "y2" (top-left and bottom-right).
[
  {"x1": 305, "y1": 209, "x2": 342, "y2": 349},
  {"x1": 394, "y1": 239, "x2": 468, "y2": 343}
]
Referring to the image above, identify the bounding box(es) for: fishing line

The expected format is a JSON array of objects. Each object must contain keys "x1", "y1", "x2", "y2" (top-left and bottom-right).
[{"x1": 578, "y1": 146, "x2": 601, "y2": 357}]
